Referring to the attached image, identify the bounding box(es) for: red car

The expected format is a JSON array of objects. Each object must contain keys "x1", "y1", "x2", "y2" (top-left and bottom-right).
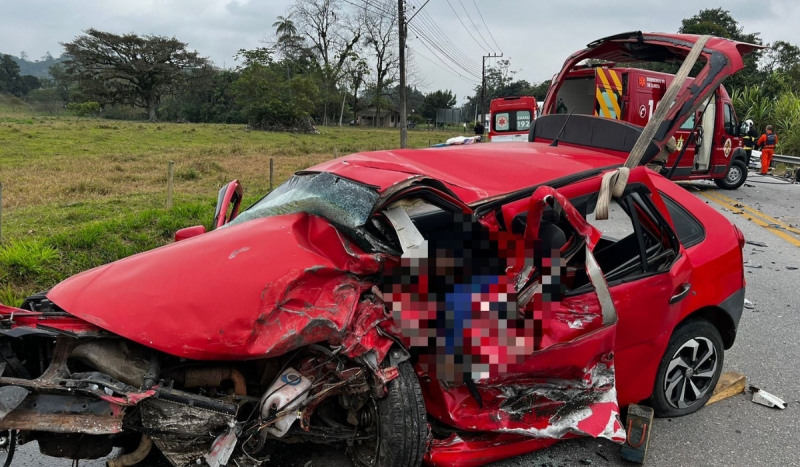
[{"x1": 0, "y1": 32, "x2": 753, "y2": 467}]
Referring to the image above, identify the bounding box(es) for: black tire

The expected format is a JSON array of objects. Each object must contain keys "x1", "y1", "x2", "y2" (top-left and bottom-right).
[
  {"x1": 714, "y1": 159, "x2": 748, "y2": 190},
  {"x1": 0, "y1": 430, "x2": 15, "y2": 467},
  {"x1": 375, "y1": 361, "x2": 427, "y2": 467},
  {"x1": 651, "y1": 319, "x2": 724, "y2": 418}
]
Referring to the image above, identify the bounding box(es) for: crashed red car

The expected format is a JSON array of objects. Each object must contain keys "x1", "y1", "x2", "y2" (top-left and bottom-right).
[{"x1": 0, "y1": 32, "x2": 753, "y2": 467}]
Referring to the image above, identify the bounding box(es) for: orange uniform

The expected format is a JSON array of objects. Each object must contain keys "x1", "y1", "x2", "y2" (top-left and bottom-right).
[{"x1": 757, "y1": 131, "x2": 778, "y2": 175}]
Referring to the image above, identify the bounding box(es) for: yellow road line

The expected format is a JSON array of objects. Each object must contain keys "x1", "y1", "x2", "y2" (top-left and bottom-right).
[
  {"x1": 699, "y1": 191, "x2": 800, "y2": 248},
  {"x1": 709, "y1": 190, "x2": 800, "y2": 235}
]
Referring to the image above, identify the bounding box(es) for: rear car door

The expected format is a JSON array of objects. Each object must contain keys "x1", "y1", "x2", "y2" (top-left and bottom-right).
[{"x1": 578, "y1": 169, "x2": 694, "y2": 406}]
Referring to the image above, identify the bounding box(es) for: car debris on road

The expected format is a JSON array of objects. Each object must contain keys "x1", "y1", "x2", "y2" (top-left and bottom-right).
[{"x1": 750, "y1": 387, "x2": 787, "y2": 410}]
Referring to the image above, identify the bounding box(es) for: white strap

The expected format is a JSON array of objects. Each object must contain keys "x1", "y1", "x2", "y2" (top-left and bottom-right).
[{"x1": 594, "y1": 167, "x2": 630, "y2": 221}]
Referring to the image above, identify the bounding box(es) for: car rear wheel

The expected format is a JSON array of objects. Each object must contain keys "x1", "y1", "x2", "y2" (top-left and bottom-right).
[
  {"x1": 651, "y1": 319, "x2": 724, "y2": 417},
  {"x1": 714, "y1": 159, "x2": 747, "y2": 190}
]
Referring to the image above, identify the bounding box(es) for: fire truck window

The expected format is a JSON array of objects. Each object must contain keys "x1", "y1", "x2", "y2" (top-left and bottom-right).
[
  {"x1": 680, "y1": 114, "x2": 695, "y2": 130},
  {"x1": 516, "y1": 111, "x2": 532, "y2": 130},
  {"x1": 724, "y1": 103, "x2": 736, "y2": 135},
  {"x1": 556, "y1": 77, "x2": 595, "y2": 115},
  {"x1": 495, "y1": 112, "x2": 510, "y2": 131}
]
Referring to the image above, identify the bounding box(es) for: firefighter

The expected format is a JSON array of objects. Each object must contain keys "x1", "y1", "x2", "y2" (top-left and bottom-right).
[
  {"x1": 742, "y1": 119, "x2": 758, "y2": 159},
  {"x1": 757, "y1": 125, "x2": 778, "y2": 175}
]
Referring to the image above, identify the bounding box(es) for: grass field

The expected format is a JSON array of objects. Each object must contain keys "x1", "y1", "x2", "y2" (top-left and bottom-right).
[{"x1": 0, "y1": 102, "x2": 462, "y2": 306}]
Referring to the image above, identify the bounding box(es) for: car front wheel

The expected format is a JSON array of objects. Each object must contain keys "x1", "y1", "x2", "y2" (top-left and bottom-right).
[
  {"x1": 651, "y1": 319, "x2": 724, "y2": 417},
  {"x1": 714, "y1": 159, "x2": 748, "y2": 190}
]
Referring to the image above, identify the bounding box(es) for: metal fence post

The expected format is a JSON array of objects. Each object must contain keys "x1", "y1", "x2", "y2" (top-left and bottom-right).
[
  {"x1": 269, "y1": 158, "x2": 274, "y2": 192},
  {"x1": 0, "y1": 181, "x2": 3, "y2": 243},
  {"x1": 166, "y1": 161, "x2": 174, "y2": 210}
]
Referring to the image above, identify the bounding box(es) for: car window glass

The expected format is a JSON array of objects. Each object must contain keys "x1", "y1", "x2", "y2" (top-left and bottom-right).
[
  {"x1": 660, "y1": 192, "x2": 705, "y2": 248},
  {"x1": 226, "y1": 173, "x2": 379, "y2": 233}
]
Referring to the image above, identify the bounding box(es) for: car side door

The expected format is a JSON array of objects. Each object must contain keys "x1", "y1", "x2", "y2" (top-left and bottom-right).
[{"x1": 578, "y1": 169, "x2": 695, "y2": 406}]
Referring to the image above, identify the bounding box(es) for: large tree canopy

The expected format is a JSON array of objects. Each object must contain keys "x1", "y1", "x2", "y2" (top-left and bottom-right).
[{"x1": 61, "y1": 29, "x2": 209, "y2": 120}]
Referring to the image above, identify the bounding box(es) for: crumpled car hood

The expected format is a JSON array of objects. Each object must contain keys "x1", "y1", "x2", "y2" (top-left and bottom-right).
[{"x1": 47, "y1": 213, "x2": 386, "y2": 361}]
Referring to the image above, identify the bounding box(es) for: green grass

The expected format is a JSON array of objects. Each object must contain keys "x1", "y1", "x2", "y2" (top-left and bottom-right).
[{"x1": 0, "y1": 99, "x2": 462, "y2": 305}]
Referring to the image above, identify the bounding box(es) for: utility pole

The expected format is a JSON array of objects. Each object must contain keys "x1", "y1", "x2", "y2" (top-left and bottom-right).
[
  {"x1": 481, "y1": 53, "x2": 503, "y2": 126},
  {"x1": 398, "y1": 0, "x2": 408, "y2": 148}
]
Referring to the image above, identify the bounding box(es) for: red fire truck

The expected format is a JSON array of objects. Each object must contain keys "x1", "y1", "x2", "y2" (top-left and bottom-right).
[
  {"x1": 542, "y1": 64, "x2": 748, "y2": 189},
  {"x1": 488, "y1": 96, "x2": 537, "y2": 142}
]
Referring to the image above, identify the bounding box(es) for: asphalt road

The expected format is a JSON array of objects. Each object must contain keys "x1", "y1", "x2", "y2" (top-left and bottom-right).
[{"x1": 9, "y1": 170, "x2": 800, "y2": 467}]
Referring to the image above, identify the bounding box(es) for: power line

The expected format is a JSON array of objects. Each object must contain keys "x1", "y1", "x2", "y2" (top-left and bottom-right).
[
  {"x1": 408, "y1": 23, "x2": 480, "y2": 78},
  {"x1": 458, "y1": 0, "x2": 493, "y2": 52},
  {"x1": 411, "y1": 15, "x2": 481, "y2": 76},
  {"x1": 408, "y1": 23, "x2": 482, "y2": 79},
  {"x1": 407, "y1": 0, "x2": 481, "y2": 75},
  {"x1": 413, "y1": 47, "x2": 480, "y2": 84},
  {"x1": 472, "y1": 0, "x2": 503, "y2": 53},
  {"x1": 341, "y1": 0, "x2": 394, "y2": 16},
  {"x1": 443, "y1": 0, "x2": 490, "y2": 54}
]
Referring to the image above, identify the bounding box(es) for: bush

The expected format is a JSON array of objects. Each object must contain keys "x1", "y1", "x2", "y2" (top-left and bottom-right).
[
  {"x1": 408, "y1": 114, "x2": 425, "y2": 125},
  {"x1": 68, "y1": 101, "x2": 101, "y2": 117}
]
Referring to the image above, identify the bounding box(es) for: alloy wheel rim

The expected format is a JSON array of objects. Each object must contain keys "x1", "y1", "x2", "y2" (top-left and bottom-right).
[
  {"x1": 726, "y1": 166, "x2": 742, "y2": 184},
  {"x1": 663, "y1": 337, "x2": 717, "y2": 409}
]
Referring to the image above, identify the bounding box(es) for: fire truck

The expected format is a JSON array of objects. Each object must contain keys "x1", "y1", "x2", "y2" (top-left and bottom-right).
[
  {"x1": 488, "y1": 96, "x2": 537, "y2": 142},
  {"x1": 542, "y1": 64, "x2": 748, "y2": 189}
]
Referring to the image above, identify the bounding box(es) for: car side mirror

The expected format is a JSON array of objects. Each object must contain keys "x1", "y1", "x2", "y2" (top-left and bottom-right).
[
  {"x1": 214, "y1": 180, "x2": 244, "y2": 229},
  {"x1": 175, "y1": 225, "x2": 207, "y2": 242}
]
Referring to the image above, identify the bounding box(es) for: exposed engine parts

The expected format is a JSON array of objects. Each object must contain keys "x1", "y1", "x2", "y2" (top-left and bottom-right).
[{"x1": 0, "y1": 327, "x2": 394, "y2": 467}]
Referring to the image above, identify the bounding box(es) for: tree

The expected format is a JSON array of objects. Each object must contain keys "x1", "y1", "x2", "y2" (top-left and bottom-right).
[
  {"x1": 61, "y1": 29, "x2": 210, "y2": 120},
  {"x1": 360, "y1": 0, "x2": 399, "y2": 126},
  {"x1": 0, "y1": 54, "x2": 40, "y2": 97},
  {"x1": 344, "y1": 54, "x2": 369, "y2": 123},
  {"x1": 678, "y1": 8, "x2": 763, "y2": 90},
  {"x1": 292, "y1": 0, "x2": 361, "y2": 125},
  {"x1": 419, "y1": 90, "x2": 456, "y2": 120},
  {"x1": 232, "y1": 47, "x2": 320, "y2": 132}
]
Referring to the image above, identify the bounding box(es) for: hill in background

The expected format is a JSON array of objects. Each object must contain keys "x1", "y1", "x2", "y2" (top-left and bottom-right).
[{"x1": 3, "y1": 52, "x2": 64, "y2": 79}]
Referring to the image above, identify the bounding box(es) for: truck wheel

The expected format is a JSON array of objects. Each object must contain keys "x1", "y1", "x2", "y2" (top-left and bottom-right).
[
  {"x1": 651, "y1": 319, "x2": 724, "y2": 418},
  {"x1": 354, "y1": 361, "x2": 427, "y2": 467},
  {"x1": 714, "y1": 159, "x2": 747, "y2": 190}
]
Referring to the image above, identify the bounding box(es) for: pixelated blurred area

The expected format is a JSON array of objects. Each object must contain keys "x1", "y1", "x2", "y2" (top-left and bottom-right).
[{"x1": 383, "y1": 200, "x2": 591, "y2": 384}]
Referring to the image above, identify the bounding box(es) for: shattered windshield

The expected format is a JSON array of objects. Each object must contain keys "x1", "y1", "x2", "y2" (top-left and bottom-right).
[{"x1": 225, "y1": 172, "x2": 380, "y2": 231}]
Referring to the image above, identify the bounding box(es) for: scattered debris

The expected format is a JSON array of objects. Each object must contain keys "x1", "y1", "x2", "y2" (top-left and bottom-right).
[
  {"x1": 750, "y1": 387, "x2": 786, "y2": 409},
  {"x1": 788, "y1": 266, "x2": 799, "y2": 271},
  {"x1": 705, "y1": 372, "x2": 746, "y2": 406},
  {"x1": 621, "y1": 404, "x2": 653, "y2": 464},
  {"x1": 734, "y1": 203, "x2": 744, "y2": 208},
  {"x1": 746, "y1": 240, "x2": 769, "y2": 247},
  {"x1": 744, "y1": 264, "x2": 762, "y2": 269},
  {"x1": 744, "y1": 299, "x2": 755, "y2": 310}
]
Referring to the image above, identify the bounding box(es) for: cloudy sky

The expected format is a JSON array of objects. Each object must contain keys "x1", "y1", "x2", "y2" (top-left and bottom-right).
[{"x1": 2, "y1": 0, "x2": 797, "y2": 103}]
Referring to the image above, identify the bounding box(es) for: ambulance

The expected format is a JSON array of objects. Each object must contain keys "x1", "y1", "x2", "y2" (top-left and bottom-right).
[
  {"x1": 488, "y1": 96, "x2": 537, "y2": 142},
  {"x1": 543, "y1": 63, "x2": 748, "y2": 189}
]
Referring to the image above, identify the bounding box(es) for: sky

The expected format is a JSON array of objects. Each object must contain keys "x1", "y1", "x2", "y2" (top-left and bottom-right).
[{"x1": 2, "y1": 0, "x2": 799, "y2": 104}]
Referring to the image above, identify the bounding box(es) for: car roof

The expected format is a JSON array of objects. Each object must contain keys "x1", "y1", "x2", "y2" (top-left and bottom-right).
[{"x1": 307, "y1": 142, "x2": 622, "y2": 205}]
